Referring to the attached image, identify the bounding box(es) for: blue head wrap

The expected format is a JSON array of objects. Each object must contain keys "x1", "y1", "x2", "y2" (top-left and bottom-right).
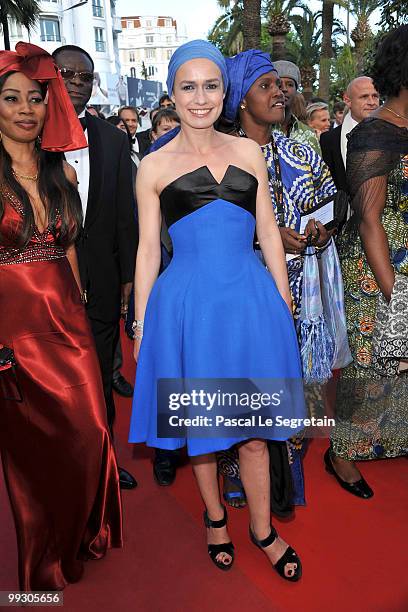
[
  {"x1": 224, "y1": 50, "x2": 277, "y2": 121},
  {"x1": 166, "y1": 39, "x2": 229, "y2": 95}
]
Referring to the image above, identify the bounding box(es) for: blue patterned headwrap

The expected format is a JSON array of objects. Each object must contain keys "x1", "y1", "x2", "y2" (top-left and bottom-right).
[
  {"x1": 166, "y1": 39, "x2": 229, "y2": 95},
  {"x1": 224, "y1": 50, "x2": 277, "y2": 121}
]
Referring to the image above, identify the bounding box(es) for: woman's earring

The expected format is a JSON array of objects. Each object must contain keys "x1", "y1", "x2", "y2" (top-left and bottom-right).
[{"x1": 240, "y1": 103, "x2": 246, "y2": 110}]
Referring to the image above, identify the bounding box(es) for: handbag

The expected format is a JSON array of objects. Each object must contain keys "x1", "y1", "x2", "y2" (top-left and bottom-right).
[
  {"x1": 298, "y1": 241, "x2": 334, "y2": 384},
  {"x1": 318, "y1": 240, "x2": 353, "y2": 370},
  {"x1": 0, "y1": 344, "x2": 23, "y2": 402}
]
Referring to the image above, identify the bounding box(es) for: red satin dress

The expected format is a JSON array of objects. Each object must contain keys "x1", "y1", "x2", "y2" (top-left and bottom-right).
[{"x1": 0, "y1": 187, "x2": 123, "y2": 591}]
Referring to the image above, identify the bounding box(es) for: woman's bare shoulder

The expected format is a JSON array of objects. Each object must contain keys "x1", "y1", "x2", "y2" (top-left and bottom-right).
[{"x1": 63, "y1": 161, "x2": 78, "y2": 187}]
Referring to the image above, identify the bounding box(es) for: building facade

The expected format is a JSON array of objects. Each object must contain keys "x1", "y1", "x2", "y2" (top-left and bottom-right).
[
  {"x1": 118, "y1": 16, "x2": 188, "y2": 89},
  {"x1": 5, "y1": 0, "x2": 121, "y2": 83}
]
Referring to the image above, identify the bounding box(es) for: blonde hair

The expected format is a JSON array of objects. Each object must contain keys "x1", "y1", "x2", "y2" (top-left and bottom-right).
[{"x1": 306, "y1": 102, "x2": 328, "y2": 122}]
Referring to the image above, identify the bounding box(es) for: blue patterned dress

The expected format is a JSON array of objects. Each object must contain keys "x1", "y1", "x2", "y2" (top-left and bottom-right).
[{"x1": 219, "y1": 133, "x2": 337, "y2": 506}]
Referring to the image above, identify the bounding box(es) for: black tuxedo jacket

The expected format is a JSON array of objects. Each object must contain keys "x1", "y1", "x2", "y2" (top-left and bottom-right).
[
  {"x1": 76, "y1": 112, "x2": 137, "y2": 323},
  {"x1": 320, "y1": 125, "x2": 347, "y2": 192},
  {"x1": 136, "y1": 129, "x2": 151, "y2": 157}
]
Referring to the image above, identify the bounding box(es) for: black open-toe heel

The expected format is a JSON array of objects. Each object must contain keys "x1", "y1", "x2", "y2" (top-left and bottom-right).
[
  {"x1": 249, "y1": 525, "x2": 302, "y2": 582},
  {"x1": 203, "y1": 506, "x2": 234, "y2": 571}
]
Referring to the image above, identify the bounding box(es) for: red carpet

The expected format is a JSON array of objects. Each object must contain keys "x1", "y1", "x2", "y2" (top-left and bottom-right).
[{"x1": 1, "y1": 331, "x2": 407, "y2": 611}]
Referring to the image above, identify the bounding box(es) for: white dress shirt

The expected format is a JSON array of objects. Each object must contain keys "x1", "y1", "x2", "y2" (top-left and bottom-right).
[
  {"x1": 340, "y1": 112, "x2": 358, "y2": 168},
  {"x1": 130, "y1": 135, "x2": 140, "y2": 168},
  {"x1": 65, "y1": 110, "x2": 90, "y2": 223}
]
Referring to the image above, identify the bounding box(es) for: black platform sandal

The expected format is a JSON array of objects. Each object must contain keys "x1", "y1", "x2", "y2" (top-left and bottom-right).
[
  {"x1": 249, "y1": 525, "x2": 302, "y2": 582},
  {"x1": 203, "y1": 506, "x2": 235, "y2": 571}
]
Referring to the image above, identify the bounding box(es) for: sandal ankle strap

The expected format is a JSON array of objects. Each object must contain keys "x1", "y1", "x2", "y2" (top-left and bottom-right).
[
  {"x1": 250, "y1": 525, "x2": 278, "y2": 548},
  {"x1": 204, "y1": 505, "x2": 227, "y2": 528}
]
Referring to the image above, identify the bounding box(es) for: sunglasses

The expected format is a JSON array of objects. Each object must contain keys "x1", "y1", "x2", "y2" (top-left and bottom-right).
[{"x1": 59, "y1": 67, "x2": 94, "y2": 83}]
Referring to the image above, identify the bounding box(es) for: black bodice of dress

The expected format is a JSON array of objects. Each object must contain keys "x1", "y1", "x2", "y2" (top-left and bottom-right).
[{"x1": 159, "y1": 165, "x2": 258, "y2": 228}]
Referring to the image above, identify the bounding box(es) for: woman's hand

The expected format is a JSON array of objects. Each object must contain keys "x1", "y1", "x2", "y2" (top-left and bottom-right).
[
  {"x1": 279, "y1": 227, "x2": 307, "y2": 254},
  {"x1": 303, "y1": 219, "x2": 333, "y2": 247}
]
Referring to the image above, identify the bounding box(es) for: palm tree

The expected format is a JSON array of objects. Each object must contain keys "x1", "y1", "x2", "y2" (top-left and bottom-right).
[
  {"x1": 290, "y1": 8, "x2": 321, "y2": 101},
  {"x1": 266, "y1": 0, "x2": 303, "y2": 61},
  {"x1": 318, "y1": 0, "x2": 347, "y2": 100},
  {"x1": 0, "y1": 0, "x2": 41, "y2": 50},
  {"x1": 349, "y1": 0, "x2": 379, "y2": 73},
  {"x1": 209, "y1": 0, "x2": 243, "y2": 55},
  {"x1": 319, "y1": 0, "x2": 335, "y2": 100},
  {"x1": 243, "y1": 0, "x2": 261, "y2": 50}
]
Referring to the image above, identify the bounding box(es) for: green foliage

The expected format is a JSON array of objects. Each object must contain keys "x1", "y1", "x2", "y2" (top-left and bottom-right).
[
  {"x1": 330, "y1": 44, "x2": 357, "y2": 99},
  {"x1": 290, "y1": 8, "x2": 321, "y2": 68},
  {"x1": 208, "y1": 1, "x2": 244, "y2": 55},
  {"x1": 0, "y1": 0, "x2": 41, "y2": 50},
  {"x1": 0, "y1": 0, "x2": 40, "y2": 30},
  {"x1": 378, "y1": 0, "x2": 408, "y2": 30}
]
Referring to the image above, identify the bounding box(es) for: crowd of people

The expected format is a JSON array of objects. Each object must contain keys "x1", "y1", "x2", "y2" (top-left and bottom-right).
[{"x1": 0, "y1": 24, "x2": 407, "y2": 592}]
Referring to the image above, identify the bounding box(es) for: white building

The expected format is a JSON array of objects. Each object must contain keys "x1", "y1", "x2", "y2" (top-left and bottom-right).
[
  {"x1": 4, "y1": 1, "x2": 122, "y2": 94},
  {"x1": 119, "y1": 16, "x2": 188, "y2": 89}
]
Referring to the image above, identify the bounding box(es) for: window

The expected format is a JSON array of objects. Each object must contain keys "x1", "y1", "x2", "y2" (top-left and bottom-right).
[
  {"x1": 130, "y1": 67, "x2": 136, "y2": 77},
  {"x1": 166, "y1": 35, "x2": 172, "y2": 44},
  {"x1": 9, "y1": 19, "x2": 23, "y2": 37},
  {"x1": 127, "y1": 20, "x2": 134, "y2": 28},
  {"x1": 92, "y1": 0, "x2": 104, "y2": 18},
  {"x1": 145, "y1": 48, "x2": 155, "y2": 59},
  {"x1": 129, "y1": 51, "x2": 135, "y2": 62},
  {"x1": 165, "y1": 19, "x2": 172, "y2": 27},
  {"x1": 40, "y1": 17, "x2": 61, "y2": 42},
  {"x1": 94, "y1": 27, "x2": 106, "y2": 52},
  {"x1": 167, "y1": 49, "x2": 172, "y2": 60},
  {"x1": 147, "y1": 66, "x2": 155, "y2": 77},
  {"x1": 145, "y1": 35, "x2": 153, "y2": 44},
  {"x1": 145, "y1": 19, "x2": 152, "y2": 27}
]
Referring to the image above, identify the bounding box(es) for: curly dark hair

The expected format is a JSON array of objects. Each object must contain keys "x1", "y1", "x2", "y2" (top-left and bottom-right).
[{"x1": 372, "y1": 25, "x2": 408, "y2": 98}]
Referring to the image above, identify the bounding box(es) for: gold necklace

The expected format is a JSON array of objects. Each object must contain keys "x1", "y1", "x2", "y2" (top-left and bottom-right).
[
  {"x1": 384, "y1": 106, "x2": 408, "y2": 122},
  {"x1": 12, "y1": 168, "x2": 38, "y2": 181}
]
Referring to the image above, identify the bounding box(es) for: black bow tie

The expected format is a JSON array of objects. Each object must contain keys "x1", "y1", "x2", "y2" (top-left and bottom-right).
[{"x1": 131, "y1": 136, "x2": 136, "y2": 144}]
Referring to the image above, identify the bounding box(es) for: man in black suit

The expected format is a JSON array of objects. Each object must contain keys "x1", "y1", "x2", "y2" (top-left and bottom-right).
[
  {"x1": 118, "y1": 105, "x2": 151, "y2": 160},
  {"x1": 320, "y1": 76, "x2": 380, "y2": 193},
  {"x1": 52, "y1": 45, "x2": 138, "y2": 489}
]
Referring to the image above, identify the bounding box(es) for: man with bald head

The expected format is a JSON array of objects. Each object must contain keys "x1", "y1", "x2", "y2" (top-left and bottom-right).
[{"x1": 321, "y1": 76, "x2": 379, "y2": 192}]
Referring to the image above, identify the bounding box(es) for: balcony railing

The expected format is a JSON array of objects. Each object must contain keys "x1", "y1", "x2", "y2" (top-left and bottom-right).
[
  {"x1": 40, "y1": 34, "x2": 61, "y2": 42},
  {"x1": 95, "y1": 40, "x2": 106, "y2": 52}
]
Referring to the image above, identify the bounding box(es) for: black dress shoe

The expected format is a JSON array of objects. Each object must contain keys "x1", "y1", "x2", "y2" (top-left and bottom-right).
[
  {"x1": 119, "y1": 467, "x2": 138, "y2": 489},
  {"x1": 324, "y1": 449, "x2": 373, "y2": 499},
  {"x1": 112, "y1": 373, "x2": 134, "y2": 398},
  {"x1": 153, "y1": 451, "x2": 177, "y2": 486}
]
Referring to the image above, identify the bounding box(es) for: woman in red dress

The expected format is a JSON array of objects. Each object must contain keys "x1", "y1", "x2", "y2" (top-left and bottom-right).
[{"x1": 0, "y1": 43, "x2": 122, "y2": 591}]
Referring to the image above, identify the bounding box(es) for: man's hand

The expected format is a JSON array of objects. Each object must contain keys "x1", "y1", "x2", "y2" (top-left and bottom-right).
[{"x1": 121, "y1": 282, "x2": 133, "y2": 318}]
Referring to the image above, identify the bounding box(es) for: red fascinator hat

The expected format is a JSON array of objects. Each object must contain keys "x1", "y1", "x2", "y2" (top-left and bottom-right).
[{"x1": 0, "y1": 42, "x2": 87, "y2": 152}]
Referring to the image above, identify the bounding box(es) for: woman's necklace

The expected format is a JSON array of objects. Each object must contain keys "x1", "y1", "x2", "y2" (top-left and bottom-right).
[
  {"x1": 383, "y1": 105, "x2": 408, "y2": 122},
  {"x1": 12, "y1": 168, "x2": 38, "y2": 182}
]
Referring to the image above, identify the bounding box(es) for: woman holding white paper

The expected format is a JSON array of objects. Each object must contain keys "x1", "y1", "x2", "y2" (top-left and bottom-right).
[{"x1": 218, "y1": 50, "x2": 338, "y2": 511}]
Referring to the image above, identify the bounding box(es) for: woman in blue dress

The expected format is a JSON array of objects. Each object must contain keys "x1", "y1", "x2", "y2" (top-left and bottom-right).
[{"x1": 129, "y1": 40, "x2": 304, "y2": 580}]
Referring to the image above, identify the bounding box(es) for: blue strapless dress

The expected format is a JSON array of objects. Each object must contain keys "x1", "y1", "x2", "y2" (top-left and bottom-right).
[{"x1": 129, "y1": 165, "x2": 305, "y2": 455}]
